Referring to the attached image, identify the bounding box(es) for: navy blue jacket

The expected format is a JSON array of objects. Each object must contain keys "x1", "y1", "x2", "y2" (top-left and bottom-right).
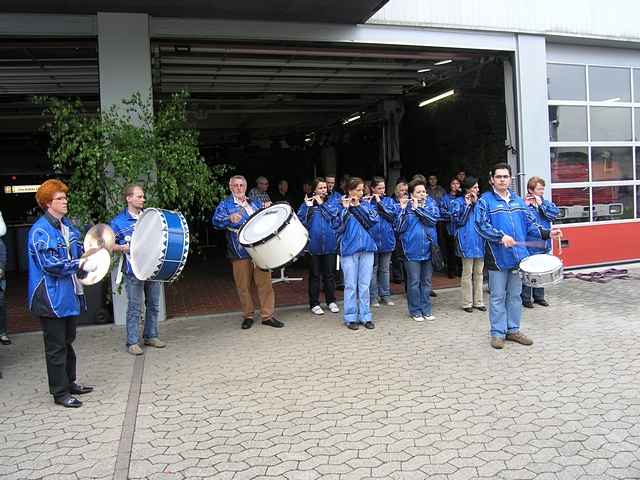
[
  {"x1": 527, "y1": 199, "x2": 560, "y2": 254},
  {"x1": 297, "y1": 201, "x2": 338, "y2": 255},
  {"x1": 365, "y1": 196, "x2": 398, "y2": 254},
  {"x1": 449, "y1": 197, "x2": 484, "y2": 259},
  {"x1": 28, "y1": 213, "x2": 85, "y2": 318},
  {"x1": 333, "y1": 202, "x2": 378, "y2": 257},
  {"x1": 475, "y1": 189, "x2": 548, "y2": 271},
  {"x1": 212, "y1": 195, "x2": 264, "y2": 260},
  {"x1": 396, "y1": 197, "x2": 440, "y2": 262}
]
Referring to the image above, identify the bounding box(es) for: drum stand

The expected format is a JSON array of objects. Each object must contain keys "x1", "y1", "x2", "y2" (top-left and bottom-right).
[{"x1": 271, "y1": 266, "x2": 303, "y2": 285}]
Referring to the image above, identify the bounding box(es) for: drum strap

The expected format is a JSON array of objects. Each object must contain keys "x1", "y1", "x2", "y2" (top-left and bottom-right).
[{"x1": 564, "y1": 268, "x2": 639, "y2": 283}]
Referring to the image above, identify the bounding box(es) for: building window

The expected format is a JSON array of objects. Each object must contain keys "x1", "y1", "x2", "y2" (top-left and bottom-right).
[
  {"x1": 588, "y1": 66, "x2": 631, "y2": 102},
  {"x1": 549, "y1": 106, "x2": 587, "y2": 142},
  {"x1": 547, "y1": 64, "x2": 586, "y2": 101},
  {"x1": 548, "y1": 62, "x2": 640, "y2": 225}
]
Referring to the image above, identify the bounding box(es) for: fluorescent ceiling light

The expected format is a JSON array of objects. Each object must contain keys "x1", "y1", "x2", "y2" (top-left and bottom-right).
[
  {"x1": 343, "y1": 114, "x2": 361, "y2": 125},
  {"x1": 603, "y1": 97, "x2": 621, "y2": 102},
  {"x1": 419, "y1": 89, "x2": 455, "y2": 108},
  {"x1": 417, "y1": 68, "x2": 431, "y2": 73},
  {"x1": 434, "y1": 59, "x2": 453, "y2": 66}
]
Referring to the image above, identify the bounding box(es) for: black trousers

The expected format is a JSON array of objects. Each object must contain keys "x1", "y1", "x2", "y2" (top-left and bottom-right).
[
  {"x1": 443, "y1": 231, "x2": 462, "y2": 276},
  {"x1": 309, "y1": 254, "x2": 337, "y2": 308},
  {"x1": 40, "y1": 316, "x2": 77, "y2": 399},
  {"x1": 391, "y1": 242, "x2": 405, "y2": 283}
]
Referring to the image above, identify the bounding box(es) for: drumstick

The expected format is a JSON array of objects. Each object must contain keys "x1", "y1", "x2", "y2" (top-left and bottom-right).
[
  {"x1": 556, "y1": 235, "x2": 563, "y2": 255},
  {"x1": 514, "y1": 241, "x2": 547, "y2": 248}
]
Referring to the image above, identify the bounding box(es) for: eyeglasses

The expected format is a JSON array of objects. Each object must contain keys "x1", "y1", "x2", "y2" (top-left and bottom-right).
[{"x1": 52, "y1": 195, "x2": 68, "y2": 201}]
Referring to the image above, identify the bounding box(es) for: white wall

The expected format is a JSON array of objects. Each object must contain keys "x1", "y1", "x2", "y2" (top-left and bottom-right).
[{"x1": 369, "y1": 0, "x2": 640, "y2": 44}]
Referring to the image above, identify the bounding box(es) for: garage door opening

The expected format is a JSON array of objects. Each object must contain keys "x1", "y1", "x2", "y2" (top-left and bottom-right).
[{"x1": 150, "y1": 40, "x2": 509, "y2": 319}]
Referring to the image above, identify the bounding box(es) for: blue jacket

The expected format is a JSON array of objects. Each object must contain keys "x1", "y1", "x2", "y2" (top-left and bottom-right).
[
  {"x1": 297, "y1": 201, "x2": 337, "y2": 255},
  {"x1": 110, "y1": 208, "x2": 138, "y2": 275},
  {"x1": 28, "y1": 213, "x2": 85, "y2": 318},
  {"x1": 449, "y1": 197, "x2": 484, "y2": 259},
  {"x1": 212, "y1": 195, "x2": 263, "y2": 260},
  {"x1": 327, "y1": 190, "x2": 343, "y2": 207},
  {"x1": 333, "y1": 202, "x2": 379, "y2": 257},
  {"x1": 527, "y1": 199, "x2": 560, "y2": 254},
  {"x1": 475, "y1": 189, "x2": 548, "y2": 271},
  {"x1": 439, "y1": 192, "x2": 461, "y2": 236},
  {"x1": 366, "y1": 196, "x2": 398, "y2": 254},
  {"x1": 396, "y1": 197, "x2": 440, "y2": 262}
]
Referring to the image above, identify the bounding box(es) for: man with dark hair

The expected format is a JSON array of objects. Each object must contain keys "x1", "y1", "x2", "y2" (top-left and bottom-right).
[
  {"x1": 111, "y1": 184, "x2": 165, "y2": 355},
  {"x1": 475, "y1": 163, "x2": 562, "y2": 350}
]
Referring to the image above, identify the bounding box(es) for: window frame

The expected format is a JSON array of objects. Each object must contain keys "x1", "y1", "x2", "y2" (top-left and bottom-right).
[{"x1": 548, "y1": 61, "x2": 639, "y2": 226}]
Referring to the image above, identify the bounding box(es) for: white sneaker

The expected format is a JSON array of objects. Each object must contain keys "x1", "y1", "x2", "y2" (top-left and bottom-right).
[
  {"x1": 311, "y1": 305, "x2": 325, "y2": 315},
  {"x1": 424, "y1": 315, "x2": 436, "y2": 321},
  {"x1": 412, "y1": 316, "x2": 425, "y2": 322},
  {"x1": 371, "y1": 301, "x2": 381, "y2": 308},
  {"x1": 328, "y1": 302, "x2": 340, "y2": 313},
  {"x1": 382, "y1": 299, "x2": 395, "y2": 306}
]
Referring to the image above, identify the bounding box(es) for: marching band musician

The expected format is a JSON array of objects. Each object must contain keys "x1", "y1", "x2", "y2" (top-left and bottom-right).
[
  {"x1": 28, "y1": 180, "x2": 95, "y2": 408},
  {"x1": 110, "y1": 184, "x2": 165, "y2": 356},
  {"x1": 475, "y1": 163, "x2": 562, "y2": 350},
  {"x1": 396, "y1": 178, "x2": 440, "y2": 323},
  {"x1": 297, "y1": 177, "x2": 340, "y2": 316},
  {"x1": 366, "y1": 176, "x2": 398, "y2": 308},
  {"x1": 213, "y1": 175, "x2": 284, "y2": 330},
  {"x1": 522, "y1": 176, "x2": 560, "y2": 308},
  {"x1": 333, "y1": 177, "x2": 379, "y2": 331},
  {"x1": 449, "y1": 176, "x2": 486, "y2": 313}
]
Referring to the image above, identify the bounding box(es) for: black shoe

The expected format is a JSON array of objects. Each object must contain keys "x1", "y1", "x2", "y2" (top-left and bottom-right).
[
  {"x1": 463, "y1": 307, "x2": 474, "y2": 313},
  {"x1": 69, "y1": 383, "x2": 93, "y2": 395},
  {"x1": 430, "y1": 291, "x2": 438, "y2": 297},
  {"x1": 347, "y1": 323, "x2": 359, "y2": 331},
  {"x1": 241, "y1": 318, "x2": 254, "y2": 329},
  {"x1": 54, "y1": 395, "x2": 82, "y2": 408},
  {"x1": 447, "y1": 273, "x2": 455, "y2": 279},
  {"x1": 522, "y1": 301, "x2": 534, "y2": 308},
  {"x1": 534, "y1": 299, "x2": 549, "y2": 307},
  {"x1": 262, "y1": 318, "x2": 284, "y2": 328},
  {"x1": 364, "y1": 322, "x2": 375, "y2": 330},
  {"x1": 474, "y1": 306, "x2": 487, "y2": 312},
  {"x1": 392, "y1": 279, "x2": 403, "y2": 284},
  {"x1": 0, "y1": 334, "x2": 11, "y2": 345}
]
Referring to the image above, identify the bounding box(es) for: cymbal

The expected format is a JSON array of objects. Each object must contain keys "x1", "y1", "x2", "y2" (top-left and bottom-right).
[
  {"x1": 84, "y1": 224, "x2": 116, "y2": 253},
  {"x1": 78, "y1": 248, "x2": 111, "y2": 286}
]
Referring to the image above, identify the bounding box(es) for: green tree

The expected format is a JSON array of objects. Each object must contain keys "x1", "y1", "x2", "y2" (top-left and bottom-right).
[{"x1": 35, "y1": 92, "x2": 228, "y2": 230}]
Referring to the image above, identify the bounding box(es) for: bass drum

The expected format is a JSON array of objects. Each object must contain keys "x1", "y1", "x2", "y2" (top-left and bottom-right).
[
  {"x1": 129, "y1": 208, "x2": 190, "y2": 282},
  {"x1": 519, "y1": 254, "x2": 563, "y2": 288},
  {"x1": 238, "y1": 202, "x2": 308, "y2": 271}
]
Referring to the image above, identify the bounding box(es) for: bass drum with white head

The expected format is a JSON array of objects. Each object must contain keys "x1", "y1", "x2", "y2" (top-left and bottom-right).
[{"x1": 238, "y1": 202, "x2": 308, "y2": 271}]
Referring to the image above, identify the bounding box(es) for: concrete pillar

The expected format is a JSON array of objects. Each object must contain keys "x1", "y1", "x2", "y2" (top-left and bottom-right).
[
  {"x1": 514, "y1": 34, "x2": 550, "y2": 194},
  {"x1": 98, "y1": 12, "x2": 166, "y2": 326}
]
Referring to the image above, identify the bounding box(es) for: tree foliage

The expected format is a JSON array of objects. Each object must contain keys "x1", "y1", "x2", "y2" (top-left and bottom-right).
[{"x1": 35, "y1": 92, "x2": 228, "y2": 228}]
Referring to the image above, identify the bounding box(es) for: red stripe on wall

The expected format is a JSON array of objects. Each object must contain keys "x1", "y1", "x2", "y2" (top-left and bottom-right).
[{"x1": 553, "y1": 222, "x2": 640, "y2": 267}]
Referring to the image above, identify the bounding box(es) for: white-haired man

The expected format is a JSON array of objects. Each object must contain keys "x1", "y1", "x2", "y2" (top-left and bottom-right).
[{"x1": 213, "y1": 175, "x2": 283, "y2": 329}]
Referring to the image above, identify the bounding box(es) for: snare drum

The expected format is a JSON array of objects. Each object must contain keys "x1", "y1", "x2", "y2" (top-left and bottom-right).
[
  {"x1": 129, "y1": 208, "x2": 189, "y2": 282},
  {"x1": 519, "y1": 254, "x2": 563, "y2": 288},
  {"x1": 238, "y1": 202, "x2": 308, "y2": 271}
]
